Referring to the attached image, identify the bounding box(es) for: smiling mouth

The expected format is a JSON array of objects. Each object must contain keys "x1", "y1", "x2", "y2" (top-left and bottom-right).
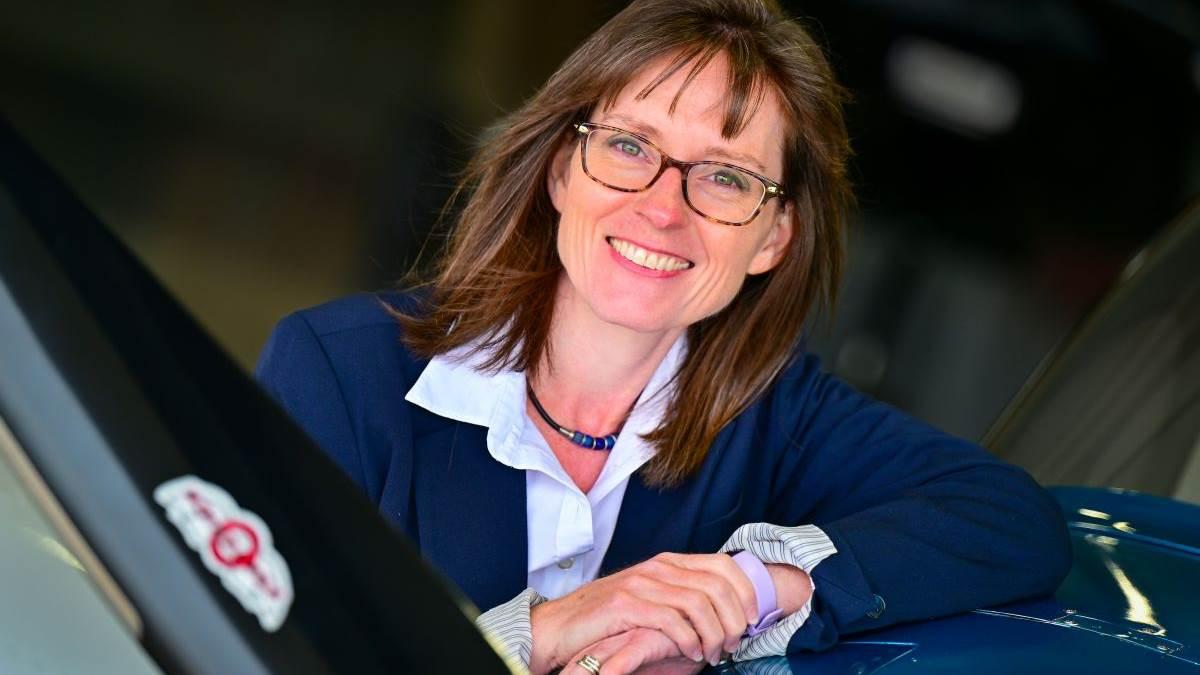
[{"x1": 606, "y1": 237, "x2": 694, "y2": 272}]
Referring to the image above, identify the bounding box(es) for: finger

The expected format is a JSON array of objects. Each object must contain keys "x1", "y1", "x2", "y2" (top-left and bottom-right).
[
  {"x1": 601, "y1": 628, "x2": 690, "y2": 675},
  {"x1": 566, "y1": 628, "x2": 685, "y2": 675},
  {"x1": 624, "y1": 576, "x2": 728, "y2": 663},
  {"x1": 668, "y1": 564, "x2": 751, "y2": 652},
  {"x1": 648, "y1": 552, "x2": 748, "y2": 624},
  {"x1": 544, "y1": 581, "x2": 704, "y2": 666},
  {"x1": 662, "y1": 553, "x2": 759, "y2": 626},
  {"x1": 612, "y1": 592, "x2": 705, "y2": 663},
  {"x1": 561, "y1": 631, "x2": 635, "y2": 675},
  {"x1": 635, "y1": 558, "x2": 750, "y2": 654}
]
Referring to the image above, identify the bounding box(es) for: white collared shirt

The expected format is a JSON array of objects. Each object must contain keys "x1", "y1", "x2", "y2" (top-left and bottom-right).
[{"x1": 406, "y1": 334, "x2": 686, "y2": 599}]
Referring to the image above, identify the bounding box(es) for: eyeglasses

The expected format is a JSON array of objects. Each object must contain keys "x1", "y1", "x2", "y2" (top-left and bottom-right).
[{"x1": 572, "y1": 122, "x2": 786, "y2": 226}]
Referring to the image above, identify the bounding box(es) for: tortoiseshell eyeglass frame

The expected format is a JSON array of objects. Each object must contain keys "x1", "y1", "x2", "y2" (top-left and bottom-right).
[{"x1": 572, "y1": 122, "x2": 787, "y2": 227}]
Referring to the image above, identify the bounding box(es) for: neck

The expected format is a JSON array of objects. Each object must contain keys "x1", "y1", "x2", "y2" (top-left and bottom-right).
[{"x1": 529, "y1": 275, "x2": 683, "y2": 434}]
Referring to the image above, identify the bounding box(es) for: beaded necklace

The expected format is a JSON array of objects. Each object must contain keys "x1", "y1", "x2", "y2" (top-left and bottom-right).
[{"x1": 527, "y1": 386, "x2": 618, "y2": 451}]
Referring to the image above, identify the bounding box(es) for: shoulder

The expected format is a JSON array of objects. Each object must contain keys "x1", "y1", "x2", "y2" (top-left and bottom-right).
[
  {"x1": 255, "y1": 289, "x2": 433, "y2": 407},
  {"x1": 757, "y1": 349, "x2": 827, "y2": 416},
  {"x1": 290, "y1": 289, "x2": 425, "y2": 339},
  {"x1": 750, "y1": 347, "x2": 928, "y2": 443},
  {"x1": 260, "y1": 290, "x2": 426, "y2": 367}
]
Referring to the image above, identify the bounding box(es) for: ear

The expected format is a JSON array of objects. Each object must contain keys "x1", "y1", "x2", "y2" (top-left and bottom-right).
[
  {"x1": 747, "y1": 201, "x2": 794, "y2": 275},
  {"x1": 546, "y1": 137, "x2": 576, "y2": 214}
]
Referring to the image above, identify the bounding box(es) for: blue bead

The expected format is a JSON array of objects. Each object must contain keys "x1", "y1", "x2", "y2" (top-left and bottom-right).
[
  {"x1": 583, "y1": 435, "x2": 595, "y2": 449},
  {"x1": 606, "y1": 435, "x2": 616, "y2": 449},
  {"x1": 572, "y1": 431, "x2": 584, "y2": 445}
]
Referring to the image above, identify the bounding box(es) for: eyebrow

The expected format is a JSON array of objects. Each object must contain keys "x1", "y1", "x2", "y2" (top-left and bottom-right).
[{"x1": 598, "y1": 113, "x2": 769, "y2": 175}]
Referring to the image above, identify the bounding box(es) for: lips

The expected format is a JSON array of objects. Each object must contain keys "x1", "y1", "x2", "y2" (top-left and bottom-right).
[{"x1": 606, "y1": 237, "x2": 694, "y2": 272}]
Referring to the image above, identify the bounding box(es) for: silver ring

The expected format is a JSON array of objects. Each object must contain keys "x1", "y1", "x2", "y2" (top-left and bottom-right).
[{"x1": 577, "y1": 654, "x2": 602, "y2": 674}]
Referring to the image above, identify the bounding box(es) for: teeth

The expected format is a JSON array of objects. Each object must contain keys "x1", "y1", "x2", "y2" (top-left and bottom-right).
[{"x1": 609, "y1": 238, "x2": 691, "y2": 272}]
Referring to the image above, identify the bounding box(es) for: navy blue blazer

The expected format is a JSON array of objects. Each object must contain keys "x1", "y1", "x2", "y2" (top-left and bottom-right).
[{"x1": 254, "y1": 291, "x2": 1072, "y2": 653}]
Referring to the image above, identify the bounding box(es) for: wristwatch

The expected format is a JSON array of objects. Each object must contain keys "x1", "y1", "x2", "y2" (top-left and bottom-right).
[{"x1": 729, "y1": 550, "x2": 785, "y2": 637}]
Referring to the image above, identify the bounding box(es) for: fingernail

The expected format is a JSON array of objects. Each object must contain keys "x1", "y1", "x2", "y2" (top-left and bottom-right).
[{"x1": 691, "y1": 651, "x2": 704, "y2": 662}]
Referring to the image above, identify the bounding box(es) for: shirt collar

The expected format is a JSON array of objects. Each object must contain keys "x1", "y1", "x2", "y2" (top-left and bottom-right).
[{"x1": 405, "y1": 333, "x2": 688, "y2": 495}]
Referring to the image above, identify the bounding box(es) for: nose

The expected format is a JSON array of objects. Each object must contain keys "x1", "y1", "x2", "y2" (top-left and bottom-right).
[{"x1": 634, "y1": 166, "x2": 689, "y2": 229}]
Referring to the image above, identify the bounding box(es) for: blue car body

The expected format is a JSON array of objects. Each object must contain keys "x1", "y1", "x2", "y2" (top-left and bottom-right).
[{"x1": 776, "y1": 487, "x2": 1200, "y2": 674}]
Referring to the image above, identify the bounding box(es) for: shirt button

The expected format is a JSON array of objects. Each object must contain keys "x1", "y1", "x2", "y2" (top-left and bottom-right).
[{"x1": 557, "y1": 557, "x2": 575, "y2": 570}]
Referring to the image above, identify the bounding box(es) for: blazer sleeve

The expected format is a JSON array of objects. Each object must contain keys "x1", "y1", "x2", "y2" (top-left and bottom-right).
[
  {"x1": 765, "y1": 354, "x2": 1073, "y2": 652},
  {"x1": 254, "y1": 312, "x2": 369, "y2": 496}
]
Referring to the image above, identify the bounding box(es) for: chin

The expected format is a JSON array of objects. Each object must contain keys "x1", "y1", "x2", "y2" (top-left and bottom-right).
[{"x1": 588, "y1": 295, "x2": 683, "y2": 334}]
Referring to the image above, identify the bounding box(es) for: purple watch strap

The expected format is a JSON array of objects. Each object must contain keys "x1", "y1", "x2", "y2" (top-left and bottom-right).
[{"x1": 730, "y1": 550, "x2": 784, "y2": 637}]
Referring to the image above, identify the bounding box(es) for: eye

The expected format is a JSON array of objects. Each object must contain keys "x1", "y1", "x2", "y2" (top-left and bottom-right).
[
  {"x1": 607, "y1": 135, "x2": 647, "y2": 159},
  {"x1": 709, "y1": 168, "x2": 750, "y2": 192}
]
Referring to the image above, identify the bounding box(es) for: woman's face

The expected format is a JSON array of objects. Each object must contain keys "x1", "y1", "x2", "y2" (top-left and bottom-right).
[{"x1": 548, "y1": 53, "x2": 793, "y2": 336}]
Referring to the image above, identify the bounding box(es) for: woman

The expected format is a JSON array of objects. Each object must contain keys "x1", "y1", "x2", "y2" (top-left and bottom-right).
[{"x1": 255, "y1": 0, "x2": 1072, "y2": 673}]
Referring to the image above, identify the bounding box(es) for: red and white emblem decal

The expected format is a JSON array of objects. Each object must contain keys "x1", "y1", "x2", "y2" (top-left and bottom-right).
[{"x1": 154, "y1": 475, "x2": 293, "y2": 631}]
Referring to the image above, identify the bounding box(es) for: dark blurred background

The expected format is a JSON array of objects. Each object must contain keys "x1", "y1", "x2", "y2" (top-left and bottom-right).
[{"x1": 2, "y1": 1, "x2": 1198, "y2": 453}]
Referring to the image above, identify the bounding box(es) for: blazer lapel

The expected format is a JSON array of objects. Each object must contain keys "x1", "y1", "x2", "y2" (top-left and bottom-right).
[
  {"x1": 412, "y1": 421, "x2": 527, "y2": 611},
  {"x1": 601, "y1": 470, "x2": 694, "y2": 574}
]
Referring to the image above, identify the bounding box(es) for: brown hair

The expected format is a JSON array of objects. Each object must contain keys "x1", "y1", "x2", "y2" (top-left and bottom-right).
[{"x1": 398, "y1": 0, "x2": 853, "y2": 487}]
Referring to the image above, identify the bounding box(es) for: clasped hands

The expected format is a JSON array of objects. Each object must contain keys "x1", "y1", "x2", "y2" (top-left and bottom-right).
[{"x1": 528, "y1": 552, "x2": 812, "y2": 675}]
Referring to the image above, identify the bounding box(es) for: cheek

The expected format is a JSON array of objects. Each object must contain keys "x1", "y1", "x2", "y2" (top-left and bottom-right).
[
  {"x1": 556, "y1": 181, "x2": 622, "y2": 247},
  {"x1": 554, "y1": 184, "x2": 618, "y2": 286},
  {"x1": 681, "y1": 230, "x2": 770, "y2": 314},
  {"x1": 555, "y1": 210, "x2": 590, "y2": 273}
]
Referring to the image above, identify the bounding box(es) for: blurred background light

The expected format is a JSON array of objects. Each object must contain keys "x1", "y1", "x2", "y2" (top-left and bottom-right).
[{"x1": 887, "y1": 37, "x2": 1021, "y2": 137}]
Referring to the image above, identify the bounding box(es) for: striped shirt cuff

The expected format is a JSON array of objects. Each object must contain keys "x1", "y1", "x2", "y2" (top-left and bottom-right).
[
  {"x1": 719, "y1": 523, "x2": 838, "y2": 660},
  {"x1": 475, "y1": 586, "x2": 548, "y2": 671}
]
